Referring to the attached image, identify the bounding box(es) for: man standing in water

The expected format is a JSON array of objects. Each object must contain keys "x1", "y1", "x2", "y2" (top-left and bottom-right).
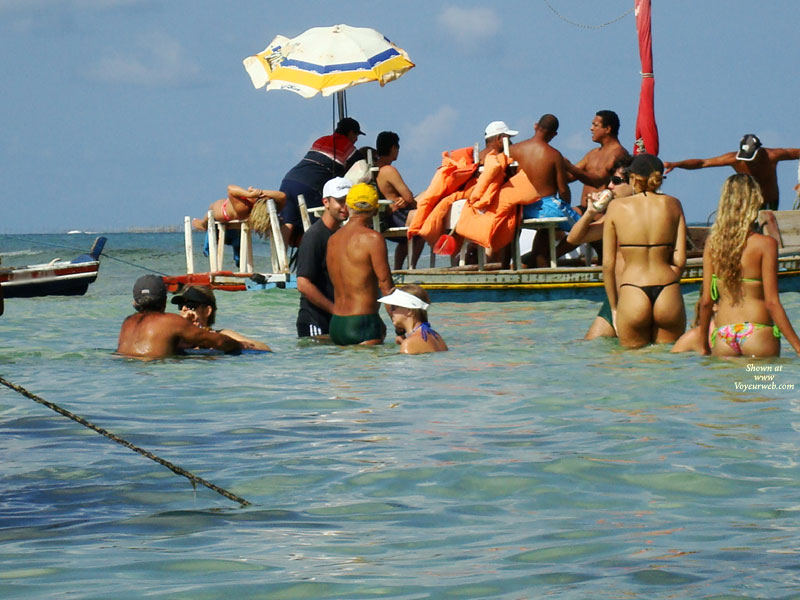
[
  {"x1": 566, "y1": 110, "x2": 629, "y2": 211},
  {"x1": 117, "y1": 275, "x2": 241, "y2": 360},
  {"x1": 326, "y1": 183, "x2": 394, "y2": 346},
  {"x1": 664, "y1": 134, "x2": 800, "y2": 210},
  {"x1": 295, "y1": 177, "x2": 351, "y2": 338}
]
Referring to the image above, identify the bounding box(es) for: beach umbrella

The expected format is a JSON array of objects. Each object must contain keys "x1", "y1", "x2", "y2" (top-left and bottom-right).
[
  {"x1": 633, "y1": 0, "x2": 658, "y2": 155},
  {"x1": 243, "y1": 24, "x2": 414, "y2": 119}
]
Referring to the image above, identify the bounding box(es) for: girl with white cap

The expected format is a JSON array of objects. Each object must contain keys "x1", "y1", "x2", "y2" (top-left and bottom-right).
[{"x1": 378, "y1": 284, "x2": 448, "y2": 354}]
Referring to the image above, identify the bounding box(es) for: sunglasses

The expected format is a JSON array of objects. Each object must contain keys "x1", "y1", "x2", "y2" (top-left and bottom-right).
[
  {"x1": 609, "y1": 175, "x2": 628, "y2": 185},
  {"x1": 179, "y1": 301, "x2": 203, "y2": 310}
]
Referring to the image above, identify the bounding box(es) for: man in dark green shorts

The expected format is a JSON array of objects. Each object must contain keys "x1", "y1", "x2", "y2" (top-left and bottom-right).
[{"x1": 326, "y1": 183, "x2": 394, "y2": 345}]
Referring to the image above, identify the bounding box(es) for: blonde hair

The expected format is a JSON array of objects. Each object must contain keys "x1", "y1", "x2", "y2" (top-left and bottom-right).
[
  {"x1": 629, "y1": 171, "x2": 663, "y2": 194},
  {"x1": 707, "y1": 173, "x2": 764, "y2": 304},
  {"x1": 398, "y1": 283, "x2": 430, "y2": 322}
]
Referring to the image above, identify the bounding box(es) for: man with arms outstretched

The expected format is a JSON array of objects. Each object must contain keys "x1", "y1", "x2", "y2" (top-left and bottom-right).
[
  {"x1": 326, "y1": 184, "x2": 394, "y2": 346},
  {"x1": 664, "y1": 134, "x2": 800, "y2": 210}
]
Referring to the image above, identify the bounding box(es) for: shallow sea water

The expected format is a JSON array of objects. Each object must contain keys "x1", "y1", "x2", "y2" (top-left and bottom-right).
[{"x1": 1, "y1": 233, "x2": 800, "y2": 599}]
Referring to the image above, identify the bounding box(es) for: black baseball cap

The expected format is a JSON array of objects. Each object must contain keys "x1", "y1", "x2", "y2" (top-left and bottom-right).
[{"x1": 736, "y1": 134, "x2": 762, "y2": 161}]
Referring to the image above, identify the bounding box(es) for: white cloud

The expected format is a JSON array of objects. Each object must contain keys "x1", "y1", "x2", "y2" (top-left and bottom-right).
[
  {"x1": 437, "y1": 6, "x2": 501, "y2": 41},
  {"x1": 405, "y1": 105, "x2": 460, "y2": 151},
  {"x1": 87, "y1": 31, "x2": 202, "y2": 87}
]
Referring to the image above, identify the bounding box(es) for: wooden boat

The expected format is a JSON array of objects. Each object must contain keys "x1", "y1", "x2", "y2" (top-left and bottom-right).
[{"x1": 0, "y1": 237, "x2": 107, "y2": 298}]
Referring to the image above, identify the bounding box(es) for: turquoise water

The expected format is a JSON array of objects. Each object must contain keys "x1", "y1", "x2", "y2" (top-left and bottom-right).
[{"x1": 2, "y1": 233, "x2": 800, "y2": 599}]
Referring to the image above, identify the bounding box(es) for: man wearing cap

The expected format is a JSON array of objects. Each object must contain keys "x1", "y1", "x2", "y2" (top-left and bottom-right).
[
  {"x1": 480, "y1": 121, "x2": 518, "y2": 162},
  {"x1": 565, "y1": 110, "x2": 629, "y2": 211},
  {"x1": 326, "y1": 183, "x2": 394, "y2": 346},
  {"x1": 510, "y1": 114, "x2": 579, "y2": 267},
  {"x1": 295, "y1": 177, "x2": 351, "y2": 338},
  {"x1": 279, "y1": 117, "x2": 365, "y2": 246},
  {"x1": 664, "y1": 134, "x2": 800, "y2": 210},
  {"x1": 117, "y1": 275, "x2": 242, "y2": 360}
]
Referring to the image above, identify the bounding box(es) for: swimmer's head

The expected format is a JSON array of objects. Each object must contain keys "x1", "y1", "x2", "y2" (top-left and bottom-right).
[
  {"x1": 346, "y1": 183, "x2": 379, "y2": 213},
  {"x1": 132, "y1": 274, "x2": 166, "y2": 311}
]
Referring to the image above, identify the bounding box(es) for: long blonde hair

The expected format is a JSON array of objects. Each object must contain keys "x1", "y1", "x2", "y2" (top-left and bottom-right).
[{"x1": 707, "y1": 173, "x2": 764, "y2": 304}]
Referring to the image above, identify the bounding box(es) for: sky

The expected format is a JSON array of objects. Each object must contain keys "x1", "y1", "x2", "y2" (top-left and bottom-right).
[{"x1": 2, "y1": 0, "x2": 799, "y2": 233}]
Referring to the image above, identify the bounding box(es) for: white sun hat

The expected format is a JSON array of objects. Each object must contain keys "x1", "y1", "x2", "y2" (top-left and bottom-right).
[{"x1": 377, "y1": 289, "x2": 429, "y2": 310}]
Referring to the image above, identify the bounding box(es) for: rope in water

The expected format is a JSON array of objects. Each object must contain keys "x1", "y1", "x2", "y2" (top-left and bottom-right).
[
  {"x1": 0, "y1": 233, "x2": 167, "y2": 276},
  {"x1": 0, "y1": 375, "x2": 251, "y2": 507},
  {"x1": 542, "y1": 0, "x2": 634, "y2": 30}
]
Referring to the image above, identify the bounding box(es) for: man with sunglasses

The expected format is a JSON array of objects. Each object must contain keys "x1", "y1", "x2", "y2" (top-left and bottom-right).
[
  {"x1": 117, "y1": 275, "x2": 242, "y2": 360},
  {"x1": 172, "y1": 285, "x2": 271, "y2": 351}
]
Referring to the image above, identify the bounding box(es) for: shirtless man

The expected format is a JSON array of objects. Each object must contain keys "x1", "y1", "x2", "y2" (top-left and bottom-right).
[
  {"x1": 664, "y1": 134, "x2": 800, "y2": 210},
  {"x1": 566, "y1": 110, "x2": 629, "y2": 211},
  {"x1": 117, "y1": 275, "x2": 242, "y2": 360},
  {"x1": 375, "y1": 131, "x2": 424, "y2": 270},
  {"x1": 479, "y1": 120, "x2": 518, "y2": 163},
  {"x1": 510, "y1": 114, "x2": 578, "y2": 267},
  {"x1": 326, "y1": 183, "x2": 394, "y2": 346}
]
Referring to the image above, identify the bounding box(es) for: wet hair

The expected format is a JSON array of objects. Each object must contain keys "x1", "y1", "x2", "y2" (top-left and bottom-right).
[
  {"x1": 596, "y1": 110, "x2": 620, "y2": 137},
  {"x1": 398, "y1": 283, "x2": 430, "y2": 323},
  {"x1": 537, "y1": 114, "x2": 559, "y2": 133},
  {"x1": 376, "y1": 131, "x2": 399, "y2": 157},
  {"x1": 707, "y1": 173, "x2": 765, "y2": 304}
]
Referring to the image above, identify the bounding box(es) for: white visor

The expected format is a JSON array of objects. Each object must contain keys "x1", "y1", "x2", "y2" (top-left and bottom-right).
[{"x1": 377, "y1": 289, "x2": 429, "y2": 310}]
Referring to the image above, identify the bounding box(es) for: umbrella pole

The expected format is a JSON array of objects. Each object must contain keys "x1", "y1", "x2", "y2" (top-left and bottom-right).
[{"x1": 336, "y1": 90, "x2": 347, "y2": 120}]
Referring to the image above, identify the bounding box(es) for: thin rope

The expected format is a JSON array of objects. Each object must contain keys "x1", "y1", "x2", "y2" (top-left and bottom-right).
[
  {"x1": 542, "y1": 0, "x2": 634, "y2": 29},
  {"x1": 0, "y1": 375, "x2": 251, "y2": 507},
  {"x1": 0, "y1": 234, "x2": 167, "y2": 276}
]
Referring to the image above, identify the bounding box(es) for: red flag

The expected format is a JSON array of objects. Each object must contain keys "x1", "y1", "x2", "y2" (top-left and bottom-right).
[{"x1": 634, "y1": 0, "x2": 658, "y2": 155}]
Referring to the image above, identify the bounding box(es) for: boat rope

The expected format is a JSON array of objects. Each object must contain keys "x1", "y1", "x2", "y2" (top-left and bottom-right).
[
  {"x1": 0, "y1": 375, "x2": 251, "y2": 507},
  {"x1": 0, "y1": 234, "x2": 167, "y2": 276},
  {"x1": 542, "y1": 0, "x2": 634, "y2": 30}
]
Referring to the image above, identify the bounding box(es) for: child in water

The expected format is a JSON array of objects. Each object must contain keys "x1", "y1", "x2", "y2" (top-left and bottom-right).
[
  {"x1": 192, "y1": 185, "x2": 286, "y2": 231},
  {"x1": 378, "y1": 284, "x2": 448, "y2": 354}
]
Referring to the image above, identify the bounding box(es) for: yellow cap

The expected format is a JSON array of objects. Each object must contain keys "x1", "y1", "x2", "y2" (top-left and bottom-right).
[{"x1": 346, "y1": 183, "x2": 379, "y2": 212}]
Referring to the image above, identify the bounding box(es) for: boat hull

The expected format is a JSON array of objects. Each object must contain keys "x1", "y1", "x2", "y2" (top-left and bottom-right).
[
  {"x1": 392, "y1": 256, "x2": 800, "y2": 303},
  {"x1": 0, "y1": 237, "x2": 106, "y2": 299}
]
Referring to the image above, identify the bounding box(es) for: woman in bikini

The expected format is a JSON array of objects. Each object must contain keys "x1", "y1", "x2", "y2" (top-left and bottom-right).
[
  {"x1": 603, "y1": 153, "x2": 686, "y2": 348},
  {"x1": 698, "y1": 173, "x2": 800, "y2": 357},
  {"x1": 192, "y1": 185, "x2": 286, "y2": 231},
  {"x1": 378, "y1": 284, "x2": 448, "y2": 354}
]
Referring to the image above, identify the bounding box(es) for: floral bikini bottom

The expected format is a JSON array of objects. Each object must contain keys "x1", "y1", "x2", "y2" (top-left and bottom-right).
[{"x1": 710, "y1": 322, "x2": 781, "y2": 354}]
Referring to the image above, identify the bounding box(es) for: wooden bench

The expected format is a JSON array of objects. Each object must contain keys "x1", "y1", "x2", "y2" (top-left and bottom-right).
[{"x1": 758, "y1": 210, "x2": 800, "y2": 256}]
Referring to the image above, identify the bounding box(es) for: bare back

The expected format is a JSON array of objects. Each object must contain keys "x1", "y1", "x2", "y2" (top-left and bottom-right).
[
  {"x1": 326, "y1": 216, "x2": 393, "y2": 315},
  {"x1": 732, "y1": 154, "x2": 780, "y2": 210},
  {"x1": 116, "y1": 311, "x2": 240, "y2": 360},
  {"x1": 510, "y1": 138, "x2": 567, "y2": 199},
  {"x1": 712, "y1": 233, "x2": 772, "y2": 327}
]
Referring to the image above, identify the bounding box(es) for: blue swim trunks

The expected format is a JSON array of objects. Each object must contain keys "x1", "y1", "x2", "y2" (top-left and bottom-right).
[{"x1": 522, "y1": 195, "x2": 581, "y2": 232}]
